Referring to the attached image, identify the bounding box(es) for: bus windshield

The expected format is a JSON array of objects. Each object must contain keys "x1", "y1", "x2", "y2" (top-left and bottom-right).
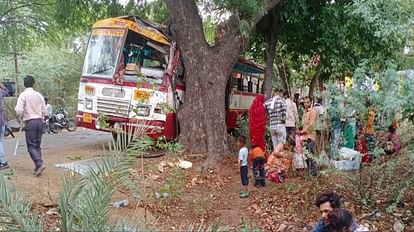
[{"x1": 82, "y1": 28, "x2": 125, "y2": 78}]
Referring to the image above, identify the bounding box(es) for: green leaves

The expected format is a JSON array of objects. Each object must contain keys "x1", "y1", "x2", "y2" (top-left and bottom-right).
[
  {"x1": 58, "y1": 130, "x2": 150, "y2": 231},
  {"x1": 201, "y1": 0, "x2": 266, "y2": 20},
  {"x1": 0, "y1": 175, "x2": 43, "y2": 231},
  {"x1": 251, "y1": 0, "x2": 414, "y2": 87},
  {"x1": 2, "y1": 0, "x2": 71, "y2": 52},
  {"x1": 0, "y1": 45, "x2": 83, "y2": 112}
]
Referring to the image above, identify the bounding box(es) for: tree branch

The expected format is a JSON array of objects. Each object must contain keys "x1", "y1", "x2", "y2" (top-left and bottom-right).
[
  {"x1": 164, "y1": 0, "x2": 208, "y2": 50},
  {"x1": 251, "y1": 0, "x2": 282, "y2": 26},
  {"x1": 213, "y1": 0, "x2": 282, "y2": 57},
  {"x1": 0, "y1": 1, "x2": 53, "y2": 20}
]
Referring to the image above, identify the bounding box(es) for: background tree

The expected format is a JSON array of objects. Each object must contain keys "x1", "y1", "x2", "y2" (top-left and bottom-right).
[
  {"x1": 0, "y1": 0, "x2": 60, "y2": 93},
  {"x1": 245, "y1": 0, "x2": 414, "y2": 96},
  {"x1": 164, "y1": 0, "x2": 281, "y2": 167},
  {"x1": 0, "y1": 0, "x2": 150, "y2": 111}
]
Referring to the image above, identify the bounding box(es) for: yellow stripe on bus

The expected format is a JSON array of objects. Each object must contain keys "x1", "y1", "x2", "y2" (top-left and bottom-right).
[{"x1": 93, "y1": 18, "x2": 170, "y2": 45}]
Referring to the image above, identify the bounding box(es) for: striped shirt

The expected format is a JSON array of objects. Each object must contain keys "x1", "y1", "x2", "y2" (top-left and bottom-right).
[{"x1": 264, "y1": 95, "x2": 286, "y2": 129}]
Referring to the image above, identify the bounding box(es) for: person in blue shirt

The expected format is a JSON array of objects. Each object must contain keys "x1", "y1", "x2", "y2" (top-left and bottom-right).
[
  {"x1": 311, "y1": 192, "x2": 363, "y2": 232},
  {"x1": 237, "y1": 135, "x2": 249, "y2": 198},
  {"x1": 0, "y1": 82, "x2": 9, "y2": 170}
]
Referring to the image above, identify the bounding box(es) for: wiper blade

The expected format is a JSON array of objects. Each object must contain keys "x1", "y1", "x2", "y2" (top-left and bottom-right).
[{"x1": 91, "y1": 67, "x2": 112, "y2": 75}]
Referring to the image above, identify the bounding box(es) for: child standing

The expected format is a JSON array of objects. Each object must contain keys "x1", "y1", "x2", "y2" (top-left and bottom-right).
[
  {"x1": 237, "y1": 136, "x2": 249, "y2": 198},
  {"x1": 249, "y1": 145, "x2": 266, "y2": 187}
]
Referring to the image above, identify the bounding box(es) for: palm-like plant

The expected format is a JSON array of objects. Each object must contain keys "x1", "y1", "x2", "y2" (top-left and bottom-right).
[
  {"x1": 0, "y1": 175, "x2": 43, "y2": 231},
  {"x1": 59, "y1": 123, "x2": 149, "y2": 231}
]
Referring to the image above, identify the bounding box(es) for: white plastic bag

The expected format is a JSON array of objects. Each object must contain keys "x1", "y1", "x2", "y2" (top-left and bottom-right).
[{"x1": 293, "y1": 153, "x2": 307, "y2": 169}]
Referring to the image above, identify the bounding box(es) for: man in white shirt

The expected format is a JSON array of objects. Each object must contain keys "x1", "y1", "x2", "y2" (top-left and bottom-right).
[
  {"x1": 44, "y1": 98, "x2": 52, "y2": 117},
  {"x1": 44, "y1": 98, "x2": 52, "y2": 134},
  {"x1": 15, "y1": 75, "x2": 46, "y2": 177},
  {"x1": 283, "y1": 91, "x2": 298, "y2": 144}
]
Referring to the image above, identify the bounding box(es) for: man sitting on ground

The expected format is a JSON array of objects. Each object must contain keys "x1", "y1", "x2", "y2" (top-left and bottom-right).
[{"x1": 311, "y1": 192, "x2": 366, "y2": 232}]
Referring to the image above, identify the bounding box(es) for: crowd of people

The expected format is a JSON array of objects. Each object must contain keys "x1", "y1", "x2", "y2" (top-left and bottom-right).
[
  {"x1": 238, "y1": 87, "x2": 403, "y2": 192},
  {"x1": 236, "y1": 87, "x2": 402, "y2": 230},
  {"x1": 238, "y1": 88, "x2": 321, "y2": 197}
]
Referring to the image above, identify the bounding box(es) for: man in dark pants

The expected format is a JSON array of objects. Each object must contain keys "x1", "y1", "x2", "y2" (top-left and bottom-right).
[
  {"x1": 305, "y1": 138, "x2": 318, "y2": 176},
  {"x1": 253, "y1": 157, "x2": 266, "y2": 187},
  {"x1": 300, "y1": 96, "x2": 318, "y2": 176},
  {"x1": 15, "y1": 75, "x2": 46, "y2": 176}
]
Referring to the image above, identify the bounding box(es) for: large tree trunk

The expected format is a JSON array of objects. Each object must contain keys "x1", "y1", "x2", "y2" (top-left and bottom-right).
[
  {"x1": 177, "y1": 60, "x2": 237, "y2": 167},
  {"x1": 165, "y1": 0, "x2": 242, "y2": 168},
  {"x1": 165, "y1": 0, "x2": 281, "y2": 168}
]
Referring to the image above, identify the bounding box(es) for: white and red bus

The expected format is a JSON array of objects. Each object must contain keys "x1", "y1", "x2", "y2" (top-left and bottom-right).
[
  {"x1": 226, "y1": 58, "x2": 265, "y2": 130},
  {"x1": 76, "y1": 16, "x2": 264, "y2": 139}
]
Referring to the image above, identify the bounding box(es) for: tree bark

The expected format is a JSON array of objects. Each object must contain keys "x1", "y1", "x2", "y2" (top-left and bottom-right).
[
  {"x1": 264, "y1": 32, "x2": 276, "y2": 99},
  {"x1": 308, "y1": 69, "x2": 321, "y2": 96},
  {"x1": 165, "y1": 0, "x2": 281, "y2": 168}
]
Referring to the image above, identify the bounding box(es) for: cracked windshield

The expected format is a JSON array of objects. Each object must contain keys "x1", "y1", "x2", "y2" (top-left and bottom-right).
[{"x1": 82, "y1": 28, "x2": 124, "y2": 77}]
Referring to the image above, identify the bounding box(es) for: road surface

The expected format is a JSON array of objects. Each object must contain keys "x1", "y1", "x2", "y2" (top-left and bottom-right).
[{"x1": 1, "y1": 128, "x2": 112, "y2": 205}]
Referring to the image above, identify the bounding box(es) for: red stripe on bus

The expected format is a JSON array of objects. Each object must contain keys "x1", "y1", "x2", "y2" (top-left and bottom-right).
[{"x1": 80, "y1": 77, "x2": 186, "y2": 91}]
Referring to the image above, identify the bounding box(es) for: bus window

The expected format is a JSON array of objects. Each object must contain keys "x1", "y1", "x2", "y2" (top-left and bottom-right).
[
  {"x1": 247, "y1": 76, "x2": 253, "y2": 93},
  {"x1": 123, "y1": 30, "x2": 146, "y2": 65},
  {"x1": 242, "y1": 74, "x2": 249, "y2": 92},
  {"x1": 122, "y1": 29, "x2": 169, "y2": 83},
  {"x1": 251, "y1": 77, "x2": 258, "y2": 93},
  {"x1": 82, "y1": 28, "x2": 124, "y2": 78},
  {"x1": 234, "y1": 73, "x2": 243, "y2": 91},
  {"x1": 259, "y1": 80, "x2": 264, "y2": 94}
]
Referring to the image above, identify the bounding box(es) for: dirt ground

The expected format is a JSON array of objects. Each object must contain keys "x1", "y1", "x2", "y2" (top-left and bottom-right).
[
  {"x1": 1, "y1": 129, "x2": 112, "y2": 206},
  {"x1": 2, "y1": 129, "x2": 413, "y2": 231},
  {"x1": 127, "y1": 154, "x2": 414, "y2": 231}
]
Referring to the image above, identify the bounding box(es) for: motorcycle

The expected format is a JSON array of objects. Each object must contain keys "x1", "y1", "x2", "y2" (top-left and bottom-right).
[{"x1": 48, "y1": 107, "x2": 77, "y2": 133}]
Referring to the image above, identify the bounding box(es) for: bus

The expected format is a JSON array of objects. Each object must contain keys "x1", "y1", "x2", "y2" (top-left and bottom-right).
[
  {"x1": 226, "y1": 58, "x2": 265, "y2": 130},
  {"x1": 76, "y1": 16, "x2": 264, "y2": 139}
]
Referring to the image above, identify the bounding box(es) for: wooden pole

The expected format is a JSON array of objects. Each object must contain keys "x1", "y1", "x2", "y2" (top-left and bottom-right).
[{"x1": 13, "y1": 46, "x2": 19, "y2": 94}]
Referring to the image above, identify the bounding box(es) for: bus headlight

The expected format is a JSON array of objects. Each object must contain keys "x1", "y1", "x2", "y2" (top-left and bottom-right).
[
  {"x1": 135, "y1": 105, "x2": 150, "y2": 117},
  {"x1": 85, "y1": 99, "x2": 93, "y2": 110}
]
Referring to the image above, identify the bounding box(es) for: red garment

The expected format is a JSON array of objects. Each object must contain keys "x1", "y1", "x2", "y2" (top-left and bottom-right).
[
  {"x1": 387, "y1": 132, "x2": 401, "y2": 152},
  {"x1": 249, "y1": 95, "x2": 266, "y2": 151},
  {"x1": 267, "y1": 171, "x2": 287, "y2": 184},
  {"x1": 356, "y1": 137, "x2": 370, "y2": 163}
]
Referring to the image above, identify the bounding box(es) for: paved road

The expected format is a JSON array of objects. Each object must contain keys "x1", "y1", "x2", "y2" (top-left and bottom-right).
[
  {"x1": 4, "y1": 128, "x2": 112, "y2": 155},
  {"x1": 1, "y1": 128, "x2": 113, "y2": 205}
]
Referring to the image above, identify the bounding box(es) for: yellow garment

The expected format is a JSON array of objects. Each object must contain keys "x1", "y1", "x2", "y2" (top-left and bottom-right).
[
  {"x1": 302, "y1": 108, "x2": 318, "y2": 141},
  {"x1": 365, "y1": 110, "x2": 375, "y2": 135}
]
